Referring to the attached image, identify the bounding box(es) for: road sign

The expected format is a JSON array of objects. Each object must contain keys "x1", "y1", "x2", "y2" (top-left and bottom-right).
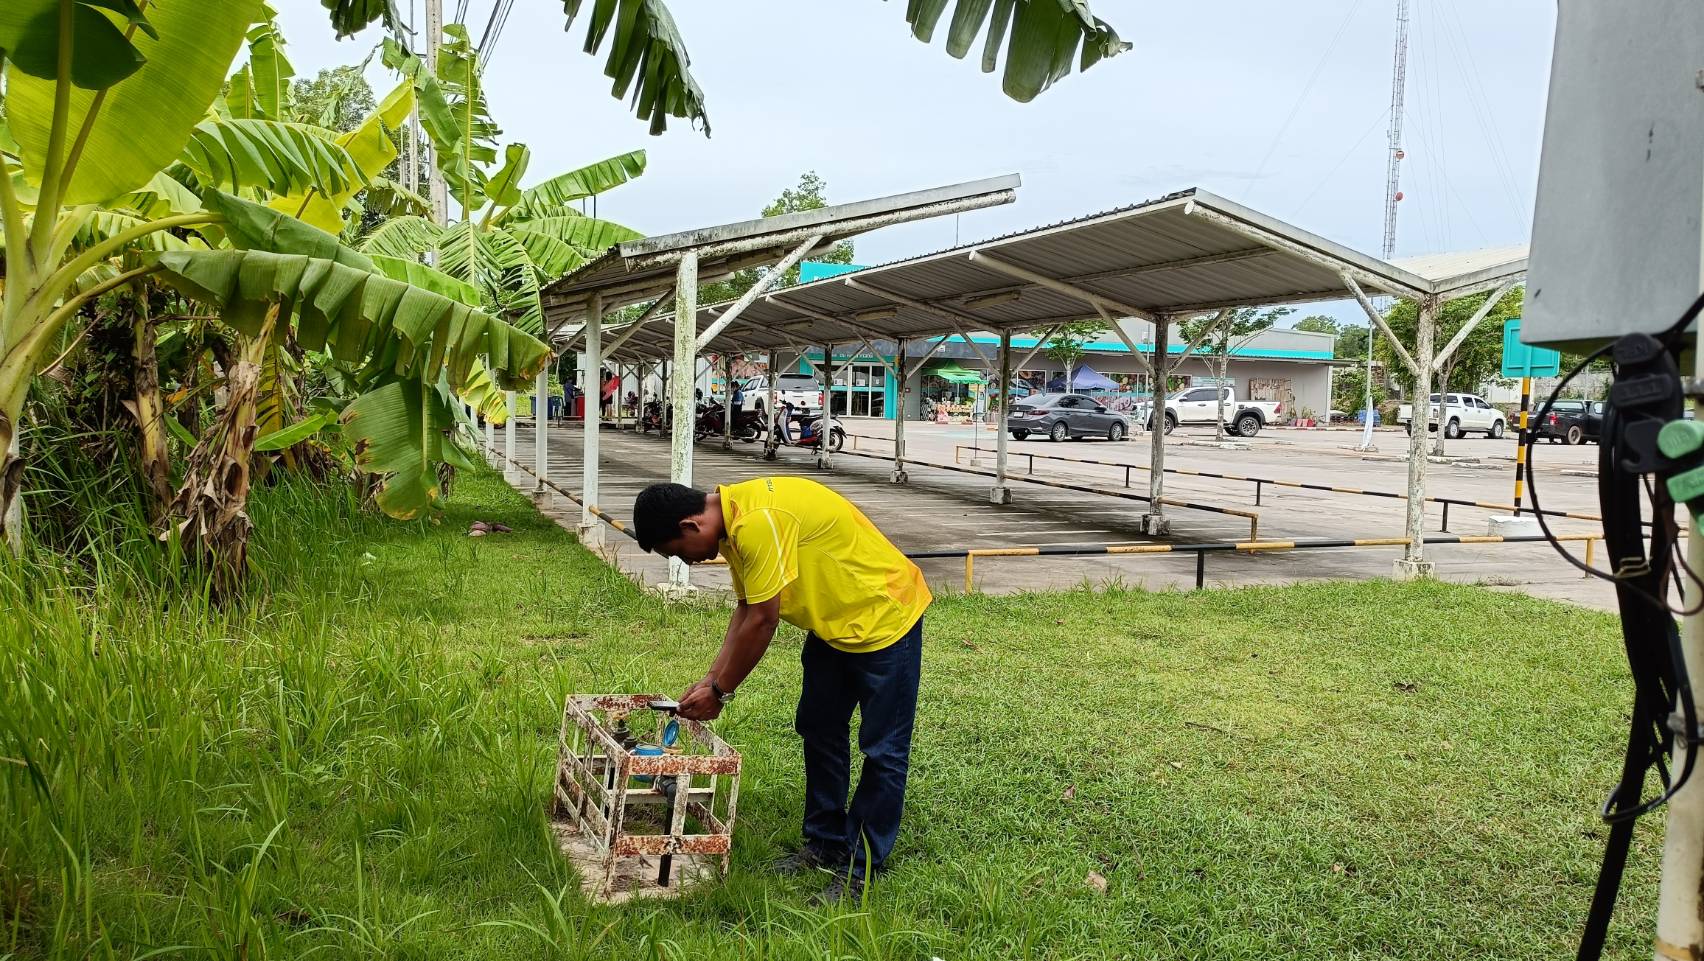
[{"x1": 1501, "y1": 318, "x2": 1561, "y2": 378}]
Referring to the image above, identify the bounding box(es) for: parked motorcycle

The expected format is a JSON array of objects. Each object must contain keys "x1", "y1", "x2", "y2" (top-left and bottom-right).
[
  {"x1": 639, "y1": 398, "x2": 664, "y2": 434},
  {"x1": 695, "y1": 401, "x2": 763, "y2": 442},
  {"x1": 773, "y1": 403, "x2": 845, "y2": 453}
]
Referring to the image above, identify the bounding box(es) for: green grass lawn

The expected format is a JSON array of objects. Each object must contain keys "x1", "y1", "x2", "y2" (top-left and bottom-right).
[{"x1": 0, "y1": 467, "x2": 1661, "y2": 960}]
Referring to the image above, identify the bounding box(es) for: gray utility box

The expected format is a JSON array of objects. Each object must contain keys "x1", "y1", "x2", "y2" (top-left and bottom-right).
[{"x1": 1523, "y1": 1, "x2": 1704, "y2": 351}]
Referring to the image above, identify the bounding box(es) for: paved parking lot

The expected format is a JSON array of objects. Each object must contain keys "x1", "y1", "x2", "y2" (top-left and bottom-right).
[{"x1": 499, "y1": 416, "x2": 1616, "y2": 609}]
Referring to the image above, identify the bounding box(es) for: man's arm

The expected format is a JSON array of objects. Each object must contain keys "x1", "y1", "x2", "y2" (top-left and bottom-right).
[{"x1": 678, "y1": 597, "x2": 780, "y2": 720}]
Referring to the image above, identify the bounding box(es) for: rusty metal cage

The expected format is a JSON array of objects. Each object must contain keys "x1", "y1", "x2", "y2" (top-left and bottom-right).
[{"x1": 552, "y1": 694, "x2": 742, "y2": 900}]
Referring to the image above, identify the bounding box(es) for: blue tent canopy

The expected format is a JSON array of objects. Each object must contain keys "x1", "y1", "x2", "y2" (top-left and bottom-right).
[{"x1": 1046, "y1": 364, "x2": 1120, "y2": 392}]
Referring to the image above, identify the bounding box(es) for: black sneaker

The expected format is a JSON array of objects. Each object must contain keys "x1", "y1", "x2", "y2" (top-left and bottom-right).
[
  {"x1": 811, "y1": 874, "x2": 866, "y2": 906},
  {"x1": 772, "y1": 844, "x2": 845, "y2": 876}
]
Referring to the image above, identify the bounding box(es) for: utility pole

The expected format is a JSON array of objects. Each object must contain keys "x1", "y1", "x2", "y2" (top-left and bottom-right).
[
  {"x1": 403, "y1": 0, "x2": 420, "y2": 196},
  {"x1": 1358, "y1": 0, "x2": 1410, "y2": 452},
  {"x1": 423, "y1": 0, "x2": 449, "y2": 228}
]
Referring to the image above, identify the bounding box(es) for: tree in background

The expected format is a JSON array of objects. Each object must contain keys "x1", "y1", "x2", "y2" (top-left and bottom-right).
[
  {"x1": 1294, "y1": 314, "x2": 1369, "y2": 358},
  {"x1": 1180, "y1": 306, "x2": 1294, "y2": 439},
  {"x1": 1043, "y1": 320, "x2": 1109, "y2": 394},
  {"x1": 1295, "y1": 314, "x2": 1375, "y2": 417},
  {"x1": 1332, "y1": 367, "x2": 1388, "y2": 420},
  {"x1": 291, "y1": 64, "x2": 375, "y2": 132},
  {"x1": 701, "y1": 171, "x2": 856, "y2": 303},
  {"x1": 1377, "y1": 287, "x2": 1523, "y2": 454}
]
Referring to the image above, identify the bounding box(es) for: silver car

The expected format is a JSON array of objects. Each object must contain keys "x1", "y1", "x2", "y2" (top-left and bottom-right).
[{"x1": 1007, "y1": 393, "x2": 1130, "y2": 442}]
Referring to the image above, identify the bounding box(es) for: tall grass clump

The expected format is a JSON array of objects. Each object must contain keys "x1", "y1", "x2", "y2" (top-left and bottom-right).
[{"x1": 1, "y1": 409, "x2": 407, "y2": 959}]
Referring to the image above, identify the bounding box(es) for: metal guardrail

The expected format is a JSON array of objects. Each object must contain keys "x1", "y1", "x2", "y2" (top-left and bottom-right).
[
  {"x1": 945, "y1": 443, "x2": 1619, "y2": 531},
  {"x1": 495, "y1": 434, "x2": 1601, "y2": 592},
  {"x1": 833, "y1": 447, "x2": 1263, "y2": 540}
]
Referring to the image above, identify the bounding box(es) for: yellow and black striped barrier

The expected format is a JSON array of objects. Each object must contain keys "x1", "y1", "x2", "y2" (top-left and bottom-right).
[{"x1": 926, "y1": 533, "x2": 1603, "y2": 593}]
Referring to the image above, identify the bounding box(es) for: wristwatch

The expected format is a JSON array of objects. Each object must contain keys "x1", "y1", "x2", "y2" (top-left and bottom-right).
[{"x1": 710, "y1": 678, "x2": 736, "y2": 704}]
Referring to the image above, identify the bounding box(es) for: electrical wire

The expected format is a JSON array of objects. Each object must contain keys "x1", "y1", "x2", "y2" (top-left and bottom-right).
[
  {"x1": 1293, "y1": 106, "x2": 1390, "y2": 219},
  {"x1": 1437, "y1": 0, "x2": 1531, "y2": 227},
  {"x1": 477, "y1": 0, "x2": 514, "y2": 74},
  {"x1": 1240, "y1": 0, "x2": 1369, "y2": 199}
]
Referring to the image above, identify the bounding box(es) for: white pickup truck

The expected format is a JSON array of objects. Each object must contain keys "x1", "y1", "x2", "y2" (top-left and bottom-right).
[
  {"x1": 1146, "y1": 386, "x2": 1284, "y2": 437},
  {"x1": 738, "y1": 373, "x2": 823, "y2": 417},
  {"x1": 1398, "y1": 392, "x2": 1507, "y2": 439}
]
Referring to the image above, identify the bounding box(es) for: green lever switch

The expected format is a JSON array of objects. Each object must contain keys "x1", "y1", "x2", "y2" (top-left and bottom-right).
[
  {"x1": 1659, "y1": 418, "x2": 1704, "y2": 459},
  {"x1": 1661, "y1": 419, "x2": 1704, "y2": 536}
]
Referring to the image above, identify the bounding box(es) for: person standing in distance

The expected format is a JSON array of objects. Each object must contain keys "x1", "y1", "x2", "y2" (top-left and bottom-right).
[{"x1": 633, "y1": 477, "x2": 930, "y2": 902}]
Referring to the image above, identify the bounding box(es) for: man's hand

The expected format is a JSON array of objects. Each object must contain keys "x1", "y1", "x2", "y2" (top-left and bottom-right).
[{"x1": 677, "y1": 678, "x2": 723, "y2": 721}]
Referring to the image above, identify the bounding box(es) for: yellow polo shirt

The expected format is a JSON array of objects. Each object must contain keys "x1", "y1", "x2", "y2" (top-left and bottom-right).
[{"x1": 718, "y1": 477, "x2": 931, "y2": 653}]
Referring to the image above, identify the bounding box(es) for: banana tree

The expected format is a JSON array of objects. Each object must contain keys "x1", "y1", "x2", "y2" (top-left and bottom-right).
[
  {"x1": 0, "y1": 1, "x2": 545, "y2": 559},
  {"x1": 366, "y1": 31, "x2": 647, "y2": 338},
  {"x1": 323, "y1": 0, "x2": 1129, "y2": 134}
]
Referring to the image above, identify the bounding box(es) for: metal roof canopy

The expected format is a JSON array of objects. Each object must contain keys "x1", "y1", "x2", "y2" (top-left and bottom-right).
[
  {"x1": 541, "y1": 174, "x2": 1021, "y2": 337},
  {"x1": 550, "y1": 186, "x2": 1529, "y2": 595},
  {"x1": 588, "y1": 188, "x2": 1527, "y2": 363}
]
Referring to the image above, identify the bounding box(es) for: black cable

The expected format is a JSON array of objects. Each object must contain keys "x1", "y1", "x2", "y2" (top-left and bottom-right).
[
  {"x1": 1525, "y1": 339, "x2": 1704, "y2": 615},
  {"x1": 1570, "y1": 290, "x2": 1704, "y2": 961}
]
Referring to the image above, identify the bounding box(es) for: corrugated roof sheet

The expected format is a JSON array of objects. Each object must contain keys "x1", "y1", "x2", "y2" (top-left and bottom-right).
[{"x1": 563, "y1": 188, "x2": 1528, "y2": 363}]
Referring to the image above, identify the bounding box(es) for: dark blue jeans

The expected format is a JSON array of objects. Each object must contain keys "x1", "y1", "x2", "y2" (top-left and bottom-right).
[{"x1": 794, "y1": 618, "x2": 923, "y2": 873}]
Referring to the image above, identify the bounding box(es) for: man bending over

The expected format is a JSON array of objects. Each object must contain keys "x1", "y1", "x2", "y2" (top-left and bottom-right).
[{"x1": 633, "y1": 477, "x2": 930, "y2": 902}]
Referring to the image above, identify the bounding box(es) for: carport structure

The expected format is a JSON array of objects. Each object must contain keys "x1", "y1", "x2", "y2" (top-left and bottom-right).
[
  {"x1": 542, "y1": 186, "x2": 1526, "y2": 587},
  {"x1": 536, "y1": 175, "x2": 1022, "y2": 587}
]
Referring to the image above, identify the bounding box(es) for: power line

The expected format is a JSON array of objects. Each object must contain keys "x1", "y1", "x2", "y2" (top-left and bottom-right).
[
  {"x1": 1242, "y1": 0, "x2": 1370, "y2": 198},
  {"x1": 1295, "y1": 105, "x2": 1390, "y2": 219},
  {"x1": 478, "y1": 0, "x2": 515, "y2": 72},
  {"x1": 1435, "y1": 0, "x2": 1530, "y2": 228}
]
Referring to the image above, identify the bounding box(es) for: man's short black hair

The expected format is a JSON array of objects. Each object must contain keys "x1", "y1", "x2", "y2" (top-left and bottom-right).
[{"x1": 633, "y1": 483, "x2": 708, "y2": 553}]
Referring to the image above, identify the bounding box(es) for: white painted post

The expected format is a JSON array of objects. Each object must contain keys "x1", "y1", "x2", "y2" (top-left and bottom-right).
[
  {"x1": 1356, "y1": 321, "x2": 1379, "y2": 451},
  {"x1": 1395, "y1": 298, "x2": 1436, "y2": 577},
  {"x1": 668, "y1": 252, "x2": 698, "y2": 590},
  {"x1": 503, "y1": 390, "x2": 516, "y2": 467},
  {"x1": 818, "y1": 344, "x2": 835, "y2": 469},
  {"x1": 764, "y1": 349, "x2": 780, "y2": 461},
  {"x1": 580, "y1": 293, "x2": 604, "y2": 549},
  {"x1": 1142, "y1": 319, "x2": 1171, "y2": 535},
  {"x1": 721, "y1": 353, "x2": 735, "y2": 451},
  {"x1": 992, "y1": 328, "x2": 1012, "y2": 504},
  {"x1": 483, "y1": 408, "x2": 495, "y2": 462},
  {"x1": 892, "y1": 338, "x2": 909, "y2": 483},
  {"x1": 533, "y1": 363, "x2": 549, "y2": 498}
]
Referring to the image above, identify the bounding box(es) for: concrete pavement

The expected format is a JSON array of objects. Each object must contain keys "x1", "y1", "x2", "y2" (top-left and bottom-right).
[{"x1": 496, "y1": 418, "x2": 1618, "y2": 609}]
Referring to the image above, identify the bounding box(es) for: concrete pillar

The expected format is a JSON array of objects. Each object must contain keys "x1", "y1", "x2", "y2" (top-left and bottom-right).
[
  {"x1": 891, "y1": 339, "x2": 909, "y2": 483},
  {"x1": 1395, "y1": 297, "x2": 1438, "y2": 579},
  {"x1": 991, "y1": 328, "x2": 1013, "y2": 504},
  {"x1": 532, "y1": 362, "x2": 549, "y2": 500},
  {"x1": 721, "y1": 353, "x2": 735, "y2": 451},
  {"x1": 764, "y1": 349, "x2": 780, "y2": 461},
  {"x1": 580, "y1": 293, "x2": 605, "y2": 549},
  {"x1": 483, "y1": 406, "x2": 495, "y2": 462},
  {"x1": 818, "y1": 343, "x2": 835, "y2": 470},
  {"x1": 668, "y1": 253, "x2": 698, "y2": 589},
  {"x1": 503, "y1": 390, "x2": 515, "y2": 467},
  {"x1": 1141, "y1": 318, "x2": 1170, "y2": 535}
]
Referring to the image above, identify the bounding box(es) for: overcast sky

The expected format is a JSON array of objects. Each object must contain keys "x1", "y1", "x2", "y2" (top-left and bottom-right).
[{"x1": 273, "y1": 0, "x2": 1555, "y2": 326}]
